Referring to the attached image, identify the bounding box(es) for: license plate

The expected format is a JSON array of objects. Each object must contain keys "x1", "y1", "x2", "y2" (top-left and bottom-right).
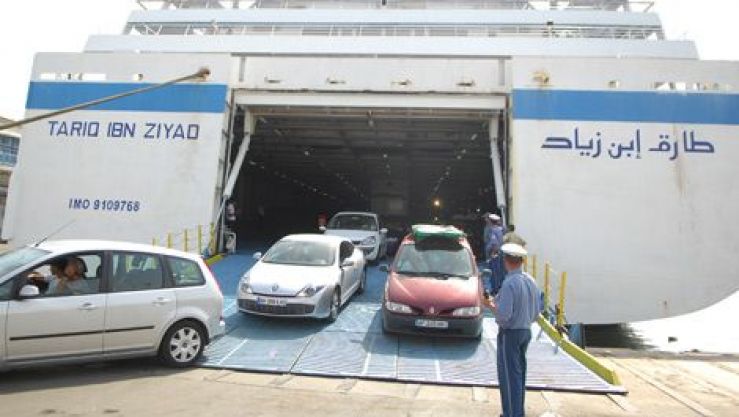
[
  {"x1": 415, "y1": 319, "x2": 449, "y2": 329},
  {"x1": 257, "y1": 297, "x2": 287, "y2": 307}
]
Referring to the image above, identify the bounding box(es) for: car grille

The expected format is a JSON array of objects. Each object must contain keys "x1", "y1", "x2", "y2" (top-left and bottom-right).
[{"x1": 239, "y1": 299, "x2": 315, "y2": 315}]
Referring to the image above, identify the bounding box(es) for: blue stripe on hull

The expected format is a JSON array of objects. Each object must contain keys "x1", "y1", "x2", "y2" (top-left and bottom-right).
[
  {"x1": 513, "y1": 89, "x2": 739, "y2": 125},
  {"x1": 26, "y1": 81, "x2": 228, "y2": 113}
]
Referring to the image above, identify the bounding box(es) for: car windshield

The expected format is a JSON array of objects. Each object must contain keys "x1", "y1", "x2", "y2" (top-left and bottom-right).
[
  {"x1": 262, "y1": 240, "x2": 335, "y2": 266},
  {"x1": 327, "y1": 214, "x2": 377, "y2": 231},
  {"x1": 394, "y1": 239, "x2": 474, "y2": 278},
  {"x1": 0, "y1": 246, "x2": 50, "y2": 279}
]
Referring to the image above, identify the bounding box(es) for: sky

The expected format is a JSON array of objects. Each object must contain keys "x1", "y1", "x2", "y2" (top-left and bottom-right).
[{"x1": 1, "y1": 0, "x2": 738, "y2": 119}]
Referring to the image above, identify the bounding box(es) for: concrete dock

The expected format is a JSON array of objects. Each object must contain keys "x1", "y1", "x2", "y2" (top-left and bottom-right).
[{"x1": 1, "y1": 348, "x2": 737, "y2": 417}]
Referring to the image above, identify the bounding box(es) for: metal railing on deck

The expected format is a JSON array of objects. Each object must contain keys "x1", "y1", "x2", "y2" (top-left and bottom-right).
[
  {"x1": 152, "y1": 223, "x2": 217, "y2": 256},
  {"x1": 523, "y1": 253, "x2": 622, "y2": 386},
  {"x1": 127, "y1": 22, "x2": 663, "y2": 40},
  {"x1": 523, "y1": 253, "x2": 568, "y2": 329}
]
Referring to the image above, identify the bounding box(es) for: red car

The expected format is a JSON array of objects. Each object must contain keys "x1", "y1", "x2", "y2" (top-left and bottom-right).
[{"x1": 381, "y1": 226, "x2": 483, "y2": 338}]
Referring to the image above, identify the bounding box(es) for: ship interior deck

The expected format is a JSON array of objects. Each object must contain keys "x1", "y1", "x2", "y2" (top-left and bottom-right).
[{"x1": 229, "y1": 106, "x2": 500, "y2": 255}]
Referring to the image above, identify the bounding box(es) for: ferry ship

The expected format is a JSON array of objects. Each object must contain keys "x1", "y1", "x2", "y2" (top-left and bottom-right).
[{"x1": 3, "y1": 0, "x2": 738, "y2": 324}]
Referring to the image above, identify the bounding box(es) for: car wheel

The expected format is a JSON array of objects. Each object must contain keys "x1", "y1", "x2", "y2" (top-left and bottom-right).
[
  {"x1": 327, "y1": 289, "x2": 340, "y2": 322},
  {"x1": 159, "y1": 320, "x2": 205, "y2": 368},
  {"x1": 356, "y1": 267, "x2": 367, "y2": 295}
]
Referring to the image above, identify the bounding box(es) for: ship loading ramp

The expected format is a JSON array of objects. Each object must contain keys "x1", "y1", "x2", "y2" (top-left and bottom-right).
[{"x1": 200, "y1": 253, "x2": 626, "y2": 394}]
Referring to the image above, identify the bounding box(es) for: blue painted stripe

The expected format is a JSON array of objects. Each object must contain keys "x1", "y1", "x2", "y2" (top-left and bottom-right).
[
  {"x1": 26, "y1": 81, "x2": 228, "y2": 113},
  {"x1": 513, "y1": 89, "x2": 739, "y2": 125}
]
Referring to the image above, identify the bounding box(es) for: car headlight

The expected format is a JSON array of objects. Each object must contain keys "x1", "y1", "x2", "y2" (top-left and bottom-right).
[
  {"x1": 239, "y1": 277, "x2": 253, "y2": 294},
  {"x1": 452, "y1": 306, "x2": 481, "y2": 317},
  {"x1": 385, "y1": 301, "x2": 413, "y2": 314},
  {"x1": 297, "y1": 284, "x2": 325, "y2": 297},
  {"x1": 361, "y1": 236, "x2": 377, "y2": 246}
]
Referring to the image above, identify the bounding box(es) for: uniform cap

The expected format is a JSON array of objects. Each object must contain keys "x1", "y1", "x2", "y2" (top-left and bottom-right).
[
  {"x1": 487, "y1": 213, "x2": 501, "y2": 221},
  {"x1": 501, "y1": 243, "x2": 527, "y2": 258}
]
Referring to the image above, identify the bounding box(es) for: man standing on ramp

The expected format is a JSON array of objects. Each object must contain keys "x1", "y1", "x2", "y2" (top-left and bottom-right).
[{"x1": 483, "y1": 243, "x2": 543, "y2": 417}]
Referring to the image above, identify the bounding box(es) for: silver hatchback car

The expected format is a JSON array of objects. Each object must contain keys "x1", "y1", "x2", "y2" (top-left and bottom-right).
[{"x1": 0, "y1": 240, "x2": 225, "y2": 370}]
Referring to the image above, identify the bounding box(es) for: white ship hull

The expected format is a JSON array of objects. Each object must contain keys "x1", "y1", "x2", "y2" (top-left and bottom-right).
[{"x1": 3, "y1": 1, "x2": 738, "y2": 324}]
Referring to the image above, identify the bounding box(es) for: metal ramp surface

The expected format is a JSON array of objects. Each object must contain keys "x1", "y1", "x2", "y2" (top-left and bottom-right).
[{"x1": 202, "y1": 253, "x2": 625, "y2": 393}]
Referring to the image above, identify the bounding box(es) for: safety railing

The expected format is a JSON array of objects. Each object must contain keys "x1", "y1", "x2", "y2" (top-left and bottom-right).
[
  {"x1": 141, "y1": 0, "x2": 655, "y2": 12},
  {"x1": 151, "y1": 223, "x2": 217, "y2": 256},
  {"x1": 126, "y1": 22, "x2": 663, "y2": 40},
  {"x1": 523, "y1": 254, "x2": 568, "y2": 329},
  {"x1": 523, "y1": 253, "x2": 622, "y2": 386}
]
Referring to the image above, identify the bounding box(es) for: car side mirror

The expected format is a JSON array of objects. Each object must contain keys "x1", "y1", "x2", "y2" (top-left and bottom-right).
[
  {"x1": 380, "y1": 228, "x2": 388, "y2": 234},
  {"x1": 341, "y1": 259, "x2": 354, "y2": 268},
  {"x1": 252, "y1": 252, "x2": 263, "y2": 260},
  {"x1": 18, "y1": 284, "x2": 40, "y2": 299},
  {"x1": 319, "y1": 226, "x2": 327, "y2": 232},
  {"x1": 481, "y1": 268, "x2": 492, "y2": 277},
  {"x1": 379, "y1": 264, "x2": 389, "y2": 273}
]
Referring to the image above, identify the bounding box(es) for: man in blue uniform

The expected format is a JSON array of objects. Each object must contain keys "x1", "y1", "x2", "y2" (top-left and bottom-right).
[
  {"x1": 485, "y1": 247, "x2": 506, "y2": 296},
  {"x1": 483, "y1": 243, "x2": 543, "y2": 417},
  {"x1": 482, "y1": 213, "x2": 494, "y2": 260},
  {"x1": 483, "y1": 213, "x2": 505, "y2": 294}
]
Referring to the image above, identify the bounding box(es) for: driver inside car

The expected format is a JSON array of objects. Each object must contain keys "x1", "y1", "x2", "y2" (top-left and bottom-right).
[
  {"x1": 27, "y1": 258, "x2": 68, "y2": 294},
  {"x1": 47, "y1": 257, "x2": 90, "y2": 296}
]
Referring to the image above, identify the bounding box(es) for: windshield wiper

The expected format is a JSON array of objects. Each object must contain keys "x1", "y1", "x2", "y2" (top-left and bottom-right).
[
  {"x1": 398, "y1": 271, "x2": 470, "y2": 279},
  {"x1": 423, "y1": 272, "x2": 470, "y2": 280},
  {"x1": 395, "y1": 270, "x2": 425, "y2": 276}
]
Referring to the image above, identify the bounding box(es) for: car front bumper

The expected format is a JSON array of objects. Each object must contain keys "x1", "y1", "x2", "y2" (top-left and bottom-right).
[
  {"x1": 358, "y1": 244, "x2": 380, "y2": 261},
  {"x1": 237, "y1": 289, "x2": 333, "y2": 319},
  {"x1": 382, "y1": 309, "x2": 483, "y2": 338}
]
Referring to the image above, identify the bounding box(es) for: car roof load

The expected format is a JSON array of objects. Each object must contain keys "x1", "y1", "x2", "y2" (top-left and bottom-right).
[{"x1": 411, "y1": 224, "x2": 466, "y2": 242}]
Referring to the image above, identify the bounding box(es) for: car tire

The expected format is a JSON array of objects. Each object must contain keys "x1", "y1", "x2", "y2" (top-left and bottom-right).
[
  {"x1": 159, "y1": 320, "x2": 206, "y2": 368},
  {"x1": 327, "y1": 289, "x2": 341, "y2": 323},
  {"x1": 356, "y1": 267, "x2": 367, "y2": 295}
]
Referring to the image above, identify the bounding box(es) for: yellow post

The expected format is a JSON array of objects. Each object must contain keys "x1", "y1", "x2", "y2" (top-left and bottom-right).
[
  {"x1": 557, "y1": 271, "x2": 568, "y2": 328},
  {"x1": 197, "y1": 225, "x2": 203, "y2": 254},
  {"x1": 184, "y1": 229, "x2": 189, "y2": 252},
  {"x1": 532, "y1": 254, "x2": 538, "y2": 280},
  {"x1": 544, "y1": 262, "x2": 551, "y2": 313},
  {"x1": 167, "y1": 233, "x2": 173, "y2": 249},
  {"x1": 209, "y1": 222, "x2": 215, "y2": 253},
  {"x1": 152, "y1": 237, "x2": 157, "y2": 246}
]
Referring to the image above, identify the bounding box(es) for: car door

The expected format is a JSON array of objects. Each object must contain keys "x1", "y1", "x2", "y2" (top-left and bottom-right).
[
  {"x1": 0, "y1": 277, "x2": 14, "y2": 365},
  {"x1": 339, "y1": 241, "x2": 360, "y2": 299},
  {"x1": 103, "y1": 252, "x2": 176, "y2": 354},
  {"x1": 4, "y1": 252, "x2": 106, "y2": 363}
]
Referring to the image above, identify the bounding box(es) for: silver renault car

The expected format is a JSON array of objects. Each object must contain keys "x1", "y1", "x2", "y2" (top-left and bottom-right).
[
  {"x1": 238, "y1": 234, "x2": 367, "y2": 321},
  {"x1": 0, "y1": 240, "x2": 225, "y2": 370}
]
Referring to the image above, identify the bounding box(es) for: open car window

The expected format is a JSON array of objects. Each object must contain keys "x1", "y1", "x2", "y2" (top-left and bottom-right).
[{"x1": 24, "y1": 252, "x2": 103, "y2": 297}]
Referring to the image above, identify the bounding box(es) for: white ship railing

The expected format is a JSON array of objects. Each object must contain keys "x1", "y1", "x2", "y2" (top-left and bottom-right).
[
  {"x1": 137, "y1": 0, "x2": 654, "y2": 12},
  {"x1": 126, "y1": 22, "x2": 663, "y2": 40}
]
